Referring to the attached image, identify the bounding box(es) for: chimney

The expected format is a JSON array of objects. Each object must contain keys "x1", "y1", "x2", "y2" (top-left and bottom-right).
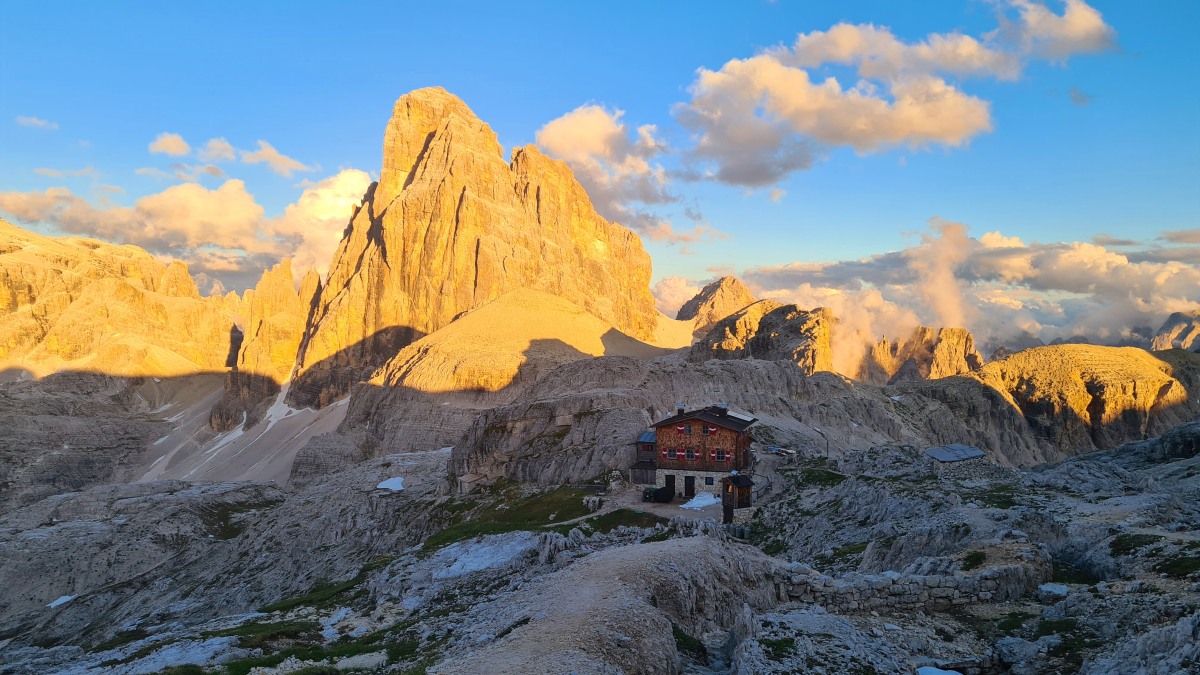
[
  {"x1": 675, "y1": 403, "x2": 686, "y2": 415},
  {"x1": 717, "y1": 403, "x2": 728, "y2": 415}
]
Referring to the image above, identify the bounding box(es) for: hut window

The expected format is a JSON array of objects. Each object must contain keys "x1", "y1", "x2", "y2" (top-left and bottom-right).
[
  {"x1": 667, "y1": 448, "x2": 677, "y2": 459},
  {"x1": 685, "y1": 448, "x2": 696, "y2": 461},
  {"x1": 705, "y1": 477, "x2": 714, "y2": 485},
  {"x1": 716, "y1": 449, "x2": 727, "y2": 462}
]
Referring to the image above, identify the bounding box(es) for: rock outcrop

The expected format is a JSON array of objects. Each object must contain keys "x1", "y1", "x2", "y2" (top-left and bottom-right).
[
  {"x1": 858, "y1": 326, "x2": 984, "y2": 385},
  {"x1": 289, "y1": 87, "x2": 659, "y2": 407},
  {"x1": 210, "y1": 261, "x2": 320, "y2": 430},
  {"x1": 1152, "y1": 310, "x2": 1200, "y2": 351},
  {"x1": 0, "y1": 219, "x2": 236, "y2": 377},
  {"x1": 690, "y1": 300, "x2": 835, "y2": 375},
  {"x1": 676, "y1": 276, "x2": 758, "y2": 340}
]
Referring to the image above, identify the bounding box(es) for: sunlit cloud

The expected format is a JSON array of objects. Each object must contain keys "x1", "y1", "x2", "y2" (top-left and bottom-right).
[
  {"x1": 34, "y1": 166, "x2": 99, "y2": 179},
  {"x1": 16, "y1": 115, "x2": 59, "y2": 130},
  {"x1": 240, "y1": 140, "x2": 314, "y2": 177},
  {"x1": 198, "y1": 137, "x2": 236, "y2": 162},
  {"x1": 1160, "y1": 228, "x2": 1200, "y2": 244},
  {"x1": 674, "y1": 0, "x2": 1117, "y2": 188},
  {"x1": 0, "y1": 169, "x2": 369, "y2": 291},
  {"x1": 651, "y1": 276, "x2": 703, "y2": 316}
]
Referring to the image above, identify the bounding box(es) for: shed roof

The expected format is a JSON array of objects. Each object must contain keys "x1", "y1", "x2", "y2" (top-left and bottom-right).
[
  {"x1": 924, "y1": 444, "x2": 985, "y2": 462},
  {"x1": 722, "y1": 474, "x2": 754, "y2": 487},
  {"x1": 635, "y1": 430, "x2": 657, "y2": 444},
  {"x1": 652, "y1": 405, "x2": 757, "y2": 433}
]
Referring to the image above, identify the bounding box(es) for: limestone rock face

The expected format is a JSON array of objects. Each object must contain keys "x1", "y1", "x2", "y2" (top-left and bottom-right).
[
  {"x1": 676, "y1": 276, "x2": 758, "y2": 339},
  {"x1": 908, "y1": 345, "x2": 1200, "y2": 462},
  {"x1": 211, "y1": 261, "x2": 318, "y2": 430},
  {"x1": 858, "y1": 326, "x2": 984, "y2": 385},
  {"x1": 690, "y1": 300, "x2": 835, "y2": 375},
  {"x1": 1152, "y1": 310, "x2": 1200, "y2": 351},
  {"x1": 0, "y1": 219, "x2": 234, "y2": 377},
  {"x1": 289, "y1": 87, "x2": 659, "y2": 407}
]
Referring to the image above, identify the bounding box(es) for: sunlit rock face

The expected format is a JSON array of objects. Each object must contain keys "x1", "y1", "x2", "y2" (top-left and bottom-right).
[
  {"x1": 858, "y1": 326, "x2": 985, "y2": 385},
  {"x1": 690, "y1": 299, "x2": 835, "y2": 375},
  {"x1": 676, "y1": 275, "x2": 758, "y2": 340},
  {"x1": 1152, "y1": 310, "x2": 1200, "y2": 351},
  {"x1": 289, "y1": 87, "x2": 659, "y2": 408},
  {"x1": 0, "y1": 218, "x2": 234, "y2": 377},
  {"x1": 210, "y1": 260, "x2": 320, "y2": 431}
]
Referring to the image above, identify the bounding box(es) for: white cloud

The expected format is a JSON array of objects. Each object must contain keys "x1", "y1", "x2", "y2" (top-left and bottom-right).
[
  {"x1": 16, "y1": 116, "x2": 59, "y2": 130},
  {"x1": 745, "y1": 221, "x2": 1199, "y2": 359},
  {"x1": 240, "y1": 140, "x2": 313, "y2": 177},
  {"x1": 675, "y1": 0, "x2": 1117, "y2": 188},
  {"x1": 34, "y1": 166, "x2": 99, "y2": 179},
  {"x1": 0, "y1": 169, "x2": 369, "y2": 290},
  {"x1": 149, "y1": 132, "x2": 191, "y2": 157},
  {"x1": 652, "y1": 276, "x2": 703, "y2": 316},
  {"x1": 536, "y1": 104, "x2": 717, "y2": 246},
  {"x1": 198, "y1": 137, "x2": 236, "y2": 162}
]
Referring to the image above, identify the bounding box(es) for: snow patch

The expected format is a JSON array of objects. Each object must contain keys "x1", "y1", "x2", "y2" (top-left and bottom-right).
[
  {"x1": 431, "y1": 532, "x2": 538, "y2": 580},
  {"x1": 47, "y1": 595, "x2": 74, "y2": 608},
  {"x1": 321, "y1": 607, "x2": 350, "y2": 641},
  {"x1": 917, "y1": 668, "x2": 962, "y2": 675},
  {"x1": 376, "y1": 477, "x2": 405, "y2": 492},
  {"x1": 680, "y1": 492, "x2": 720, "y2": 510}
]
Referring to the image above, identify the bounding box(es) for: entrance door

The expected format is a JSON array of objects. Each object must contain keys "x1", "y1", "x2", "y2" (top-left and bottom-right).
[
  {"x1": 684, "y1": 475, "x2": 696, "y2": 497},
  {"x1": 665, "y1": 474, "x2": 676, "y2": 497}
]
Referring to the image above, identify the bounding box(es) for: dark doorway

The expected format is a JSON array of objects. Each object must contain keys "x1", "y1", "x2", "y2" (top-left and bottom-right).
[
  {"x1": 723, "y1": 504, "x2": 734, "y2": 524},
  {"x1": 684, "y1": 475, "x2": 696, "y2": 497},
  {"x1": 665, "y1": 474, "x2": 676, "y2": 497}
]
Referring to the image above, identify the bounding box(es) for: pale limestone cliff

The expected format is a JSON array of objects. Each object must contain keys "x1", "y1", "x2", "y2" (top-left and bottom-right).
[
  {"x1": 690, "y1": 300, "x2": 835, "y2": 375},
  {"x1": 0, "y1": 219, "x2": 234, "y2": 377},
  {"x1": 210, "y1": 260, "x2": 319, "y2": 430},
  {"x1": 858, "y1": 326, "x2": 984, "y2": 385},
  {"x1": 1152, "y1": 310, "x2": 1200, "y2": 351},
  {"x1": 289, "y1": 87, "x2": 659, "y2": 407},
  {"x1": 676, "y1": 276, "x2": 758, "y2": 340}
]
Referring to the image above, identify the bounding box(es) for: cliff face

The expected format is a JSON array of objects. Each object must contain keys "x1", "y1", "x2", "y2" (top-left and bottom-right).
[
  {"x1": 210, "y1": 260, "x2": 320, "y2": 431},
  {"x1": 0, "y1": 218, "x2": 234, "y2": 377},
  {"x1": 288, "y1": 87, "x2": 659, "y2": 407},
  {"x1": 858, "y1": 326, "x2": 984, "y2": 385},
  {"x1": 690, "y1": 300, "x2": 835, "y2": 375},
  {"x1": 677, "y1": 276, "x2": 758, "y2": 340},
  {"x1": 1152, "y1": 310, "x2": 1200, "y2": 351}
]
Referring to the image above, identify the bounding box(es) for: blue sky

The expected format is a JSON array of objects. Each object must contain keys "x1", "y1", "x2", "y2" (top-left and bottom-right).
[{"x1": 1, "y1": 1, "x2": 1197, "y2": 349}]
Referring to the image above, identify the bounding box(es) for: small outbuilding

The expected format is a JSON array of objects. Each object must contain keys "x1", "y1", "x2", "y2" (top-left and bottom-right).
[
  {"x1": 720, "y1": 473, "x2": 754, "y2": 523},
  {"x1": 924, "y1": 444, "x2": 985, "y2": 463}
]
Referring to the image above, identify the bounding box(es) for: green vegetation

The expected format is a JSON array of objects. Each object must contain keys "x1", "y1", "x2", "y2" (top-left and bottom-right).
[
  {"x1": 582, "y1": 509, "x2": 667, "y2": 534},
  {"x1": 258, "y1": 556, "x2": 393, "y2": 613},
  {"x1": 158, "y1": 667, "x2": 208, "y2": 675},
  {"x1": 422, "y1": 486, "x2": 592, "y2": 551},
  {"x1": 494, "y1": 616, "x2": 531, "y2": 641},
  {"x1": 89, "y1": 628, "x2": 150, "y2": 653},
  {"x1": 202, "y1": 620, "x2": 320, "y2": 649},
  {"x1": 1052, "y1": 559, "x2": 1099, "y2": 584},
  {"x1": 1036, "y1": 618, "x2": 1078, "y2": 637},
  {"x1": 1109, "y1": 533, "x2": 1164, "y2": 557},
  {"x1": 641, "y1": 530, "x2": 673, "y2": 544},
  {"x1": 816, "y1": 541, "x2": 870, "y2": 568},
  {"x1": 195, "y1": 498, "x2": 283, "y2": 540},
  {"x1": 760, "y1": 636, "x2": 796, "y2": 661},
  {"x1": 997, "y1": 612, "x2": 1035, "y2": 633},
  {"x1": 799, "y1": 467, "x2": 847, "y2": 487},
  {"x1": 671, "y1": 623, "x2": 708, "y2": 664},
  {"x1": 974, "y1": 484, "x2": 1018, "y2": 509},
  {"x1": 220, "y1": 640, "x2": 397, "y2": 675},
  {"x1": 1035, "y1": 617, "x2": 1104, "y2": 670},
  {"x1": 1153, "y1": 543, "x2": 1200, "y2": 578},
  {"x1": 962, "y1": 550, "x2": 986, "y2": 571}
]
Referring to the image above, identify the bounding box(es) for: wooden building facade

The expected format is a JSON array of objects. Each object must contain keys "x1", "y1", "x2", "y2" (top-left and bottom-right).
[{"x1": 631, "y1": 404, "x2": 757, "y2": 502}]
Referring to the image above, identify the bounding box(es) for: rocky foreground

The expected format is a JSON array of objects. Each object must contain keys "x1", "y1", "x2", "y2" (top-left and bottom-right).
[{"x1": 1, "y1": 421, "x2": 1196, "y2": 674}]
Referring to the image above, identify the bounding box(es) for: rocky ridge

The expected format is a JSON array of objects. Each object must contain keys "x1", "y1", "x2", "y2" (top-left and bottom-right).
[
  {"x1": 677, "y1": 276, "x2": 758, "y2": 340},
  {"x1": 288, "y1": 87, "x2": 660, "y2": 408},
  {"x1": 1152, "y1": 310, "x2": 1200, "y2": 351},
  {"x1": 858, "y1": 326, "x2": 985, "y2": 386},
  {"x1": 691, "y1": 300, "x2": 835, "y2": 375}
]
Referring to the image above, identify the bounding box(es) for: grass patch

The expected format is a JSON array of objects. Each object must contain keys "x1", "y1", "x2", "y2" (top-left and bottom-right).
[
  {"x1": 494, "y1": 616, "x2": 531, "y2": 641},
  {"x1": 586, "y1": 509, "x2": 667, "y2": 533},
  {"x1": 89, "y1": 628, "x2": 150, "y2": 653},
  {"x1": 422, "y1": 486, "x2": 592, "y2": 550},
  {"x1": 817, "y1": 541, "x2": 870, "y2": 568},
  {"x1": 1036, "y1": 618, "x2": 1078, "y2": 637},
  {"x1": 1153, "y1": 551, "x2": 1200, "y2": 578},
  {"x1": 203, "y1": 620, "x2": 319, "y2": 649},
  {"x1": 997, "y1": 612, "x2": 1035, "y2": 633},
  {"x1": 760, "y1": 636, "x2": 796, "y2": 661},
  {"x1": 220, "y1": 640, "x2": 395, "y2": 675},
  {"x1": 158, "y1": 667, "x2": 208, "y2": 675},
  {"x1": 799, "y1": 467, "x2": 847, "y2": 487},
  {"x1": 194, "y1": 498, "x2": 282, "y2": 540},
  {"x1": 259, "y1": 579, "x2": 359, "y2": 614},
  {"x1": 1052, "y1": 559, "x2": 1100, "y2": 584},
  {"x1": 974, "y1": 484, "x2": 1018, "y2": 509},
  {"x1": 672, "y1": 623, "x2": 708, "y2": 664},
  {"x1": 1109, "y1": 533, "x2": 1164, "y2": 557},
  {"x1": 962, "y1": 550, "x2": 986, "y2": 571},
  {"x1": 641, "y1": 530, "x2": 673, "y2": 544}
]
